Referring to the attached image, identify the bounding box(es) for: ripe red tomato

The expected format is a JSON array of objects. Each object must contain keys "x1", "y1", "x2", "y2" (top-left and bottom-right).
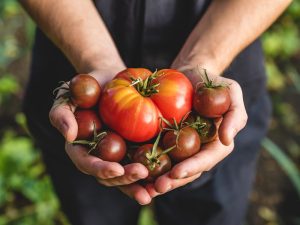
[
  {"x1": 99, "y1": 68, "x2": 193, "y2": 142},
  {"x1": 70, "y1": 74, "x2": 101, "y2": 108},
  {"x1": 92, "y1": 132, "x2": 126, "y2": 162},
  {"x1": 133, "y1": 144, "x2": 171, "y2": 182},
  {"x1": 74, "y1": 110, "x2": 102, "y2": 140},
  {"x1": 163, "y1": 126, "x2": 201, "y2": 162}
]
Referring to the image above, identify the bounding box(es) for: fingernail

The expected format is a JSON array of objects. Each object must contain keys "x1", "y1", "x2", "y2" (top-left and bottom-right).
[
  {"x1": 131, "y1": 173, "x2": 140, "y2": 180},
  {"x1": 107, "y1": 170, "x2": 123, "y2": 178},
  {"x1": 60, "y1": 122, "x2": 69, "y2": 139},
  {"x1": 178, "y1": 171, "x2": 188, "y2": 179},
  {"x1": 139, "y1": 196, "x2": 152, "y2": 205}
]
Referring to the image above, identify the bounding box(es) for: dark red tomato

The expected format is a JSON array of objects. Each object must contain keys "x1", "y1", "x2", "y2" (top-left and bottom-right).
[
  {"x1": 193, "y1": 85, "x2": 230, "y2": 118},
  {"x1": 70, "y1": 74, "x2": 101, "y2": 108},
  {"x1": 186, "y1": 113, "x2": 219, "y2": 144},
  {"x1": 92, "y1": 132, "x2": 126, "y2": 162},
  {"x1": 99, "y1": 68, "x2": 193, "y2": 142},
  {"x1": 197, "y1": 117, "x2": 218, "y2": 144},
  {"x1": 133, "y1": 144, "x2": 171, "y2": 182},
  {"x1": 163, "y1": 127, "x2": 201, "y2": 162},
  {"x1": 74, "y1": 110, "x2": 102, "y2": 140}
]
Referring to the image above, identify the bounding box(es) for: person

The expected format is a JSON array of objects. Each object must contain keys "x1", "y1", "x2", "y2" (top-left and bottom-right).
[{"x1": 20, "y1": 0, "x2": 291, "y2": 225}]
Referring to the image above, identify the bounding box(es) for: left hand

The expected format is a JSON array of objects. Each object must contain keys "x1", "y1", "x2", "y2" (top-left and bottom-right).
[
  {"x1": 146, "y1": 138, "x2": 234, "y2": 197},
  {"x1": 146, "y1": 67, "x2": 247, "y2": 196}
]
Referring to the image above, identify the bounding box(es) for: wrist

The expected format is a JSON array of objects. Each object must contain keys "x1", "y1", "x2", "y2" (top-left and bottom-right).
[
  {"x1": 76, "y1": 52, "x2": 126, "y2": 86},
  {"x1": 171, "y1": 55, "x2": 226, "y2": 88}
]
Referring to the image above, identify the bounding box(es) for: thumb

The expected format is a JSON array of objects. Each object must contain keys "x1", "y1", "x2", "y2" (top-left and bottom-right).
[{"x1": 49, "y1": 102, "x2": 78, "y2": 142}]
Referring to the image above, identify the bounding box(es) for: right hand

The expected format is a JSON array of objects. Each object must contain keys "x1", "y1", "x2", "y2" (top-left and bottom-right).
[{"x1": 49, "y1": 70, "x2": 152, "y2": 205}]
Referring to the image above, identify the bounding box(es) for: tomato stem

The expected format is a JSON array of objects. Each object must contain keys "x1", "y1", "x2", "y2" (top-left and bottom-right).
[
  {"x1": 71, "y1": 126, "x2": 107, "y2": 154},
  {"x1": 157, "y1": 145, "x2": 176, "y2": 158},
  {"x1": 130, "y1": 70, "x2": 160, "y2": 97},
  {"x1": 196, "y1": 69, "x2": 228, "y2": 89}
]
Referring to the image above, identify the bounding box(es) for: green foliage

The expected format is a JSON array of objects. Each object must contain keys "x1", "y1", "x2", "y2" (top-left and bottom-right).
[
  {"x1": 0, "y1": 0, "x2": 299, "y2": 225},
  {"x1": 0, "y1": 131, "x2": 69, "y2": 225},
  {"x1": 262, "y1": 138, "x2": 300, "y2": 198},
  {"x1": 0, "y1": 75, "x2": 20, "y2": 105},
  {"x1": 138, "y1": 206, "x2": 158, "y2": 225}
]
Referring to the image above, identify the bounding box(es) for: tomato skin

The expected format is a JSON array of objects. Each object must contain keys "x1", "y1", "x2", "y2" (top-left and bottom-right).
[
  {"x1": 198, "y1": 117, "x2": 218, "y2": 144},
  {"x1": 92, "y1": 132, "x2": 126, "y2": 162},
  {"x1": 193, "y1": 86, "x2": 230, "y2": 118},
  {"x1": 74, "y1": 110, "x2": 102, "y2": 140},
  {"x1": 99, "y1": 81, "x2": 161, "y2": 142},
  {"x1": 133, "y1": 144, "x2": 171, "y2": 182},
  {"x1": 151, "y1": 69, "x2": 193, "y2": 122},
  {"x1": 163, "y1": 127, "x2": 201, "y2": 162},
  {"x1": 99, "y1": 68, "x2": 193, "y2": 142},
  {"x1": 70, "y1": 74, "x2": 101, "y2": 108}
]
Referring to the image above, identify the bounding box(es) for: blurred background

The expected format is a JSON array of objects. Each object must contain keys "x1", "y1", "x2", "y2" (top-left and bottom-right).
[{"x1": 0, "y1": 0, "x2": 299, "y2": 224}]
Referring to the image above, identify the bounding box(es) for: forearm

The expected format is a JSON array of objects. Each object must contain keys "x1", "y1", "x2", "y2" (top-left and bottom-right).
[
  {"x1": 172, "y1": 0, "x2": 291, "y2": 75},
  {"x1": 20, "y1": 0, "x2": 125, "y2": 84}
]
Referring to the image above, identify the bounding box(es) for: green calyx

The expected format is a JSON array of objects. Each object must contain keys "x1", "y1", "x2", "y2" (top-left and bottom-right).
[
  {"x1": 130, "y1": 70, "x2": 160, "y2": 97},
  {"x1": 71, "y1": 122, "x2": 107, "y2": 154},
  {"x1": 201, "y1": 69, "x2": 228, "y2": 89},
  {"x1": 187, "y1": 116, "x2": 209, "y2": 137},
  {"x1": 145, "y1": 131, "x2": 175, "y2": 171},
  {"x1": 159, "y1": 112, "x2": 192, "y2": 148},
  {"x1": 53, "y1": 81, "x2": 71, "y2": 100}
]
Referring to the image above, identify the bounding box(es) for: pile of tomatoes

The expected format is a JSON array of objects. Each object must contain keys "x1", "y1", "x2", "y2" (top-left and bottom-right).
[{"x1": 55, "y1": 68, "x2": 230, "y2": 182}]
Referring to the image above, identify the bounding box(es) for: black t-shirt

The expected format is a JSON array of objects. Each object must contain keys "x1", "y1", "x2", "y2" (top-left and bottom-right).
[{"x1": 23, "y1": 0, "x2": 267, "y2": 141}]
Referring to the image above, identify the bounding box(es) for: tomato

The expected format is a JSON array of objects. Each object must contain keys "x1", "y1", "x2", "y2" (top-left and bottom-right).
[
  {"x1": 193, "y1": 71, "x2": 230, "y2": 118},
  {"x1": 193, "y1": 87, "x2": 230, "y2": 118},
  {"x1": 197, "y1": 117, "x2": 218, "y2": 144},
  {"x1": 74, "y1": 110, "x2": 102, "y2": 140},
  {"x1": 92, "y1": 132, "x2": 126, "y2": 162},
  {"x1": 133, "y1": 144, "x2": 171, "y2": 182},
  {"x1": 99, "y1": 68, "x2": 193, "y2": 142},
  {"x1": 163, "y1": 126, "x2": 201, "y2": 162},
  {"x1": 70, "y1": 74, "x2": 101, "y2": 108},
  {"x1": 187, "y1": 113, "x2": 218, "y2": 144}
]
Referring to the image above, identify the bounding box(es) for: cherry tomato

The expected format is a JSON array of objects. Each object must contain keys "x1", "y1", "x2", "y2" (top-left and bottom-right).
[
  {"x1": 74, "y1": 110, "x2": 102, "y2": 140},
  {"x1": 133, "y1": 144, "x2": 171, "y2": 182},
  {"x1": 186, "y1": 113, "x2": 219, "y2": 144},
  {"x1": 163, "y1": 126, "x2": 201, "y2": 162},
  {"x1": 70, "y1": 74, "x2": 101, "y2": 108},
  {"x1": 193, "y1": 86, "x2": 230, "y2": 118},
  {"x1": 99, "y1": 68, "x2": 193, "y2": 142},
  {"x1": 92, "y1": 132, "x2": 126, "y2": 162},
  {"x1": 198, "y1": 117, "x2": 218, "y2": 144}
]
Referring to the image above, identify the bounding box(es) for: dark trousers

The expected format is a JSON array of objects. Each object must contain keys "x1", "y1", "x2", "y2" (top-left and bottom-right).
[{"x1": 25, "y1": 90, "x2": 271, "y2": 225}]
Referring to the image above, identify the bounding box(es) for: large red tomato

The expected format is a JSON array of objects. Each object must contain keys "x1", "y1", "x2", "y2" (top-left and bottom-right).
[{"x1": 99, "y1": 68, "x2": 193, "y2": 142}]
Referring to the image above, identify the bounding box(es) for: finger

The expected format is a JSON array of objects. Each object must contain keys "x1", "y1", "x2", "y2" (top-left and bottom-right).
[
  {"x1": 153, "y1": 172, "x2": 201, "y2": 194},
  {"x1": 65, "y1": 143, "x2": 125, "y2": 179},
  {"x1": 118, "y1": 184, "x2": 152, "y2": 205},
  {"x1": 97, "y1": 163, "x2": 148, "y2": 186},
  {"x1": 170, "y1": 139, "x2": 234, "y2": 179},
  {"x1": 219, "y1": 80, "x2": 248, "y2": 146},
  {"x1": 49, "y1": 101, "x2": 78, "y2": 142}
]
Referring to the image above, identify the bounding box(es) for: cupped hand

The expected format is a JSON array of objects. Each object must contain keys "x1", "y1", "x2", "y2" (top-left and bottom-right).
[
  {"x1": 147, "y1": 138, "x2": 234, "y2": 197},
  {"x1": 147, "y1": 67, "x2": 248, "y2": 196},
  {"x1": 49, "y1": 71, "x2": 152, "y2": 205}
]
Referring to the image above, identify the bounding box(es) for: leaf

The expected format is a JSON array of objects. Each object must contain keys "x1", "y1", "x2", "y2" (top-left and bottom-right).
[{"x1": 262, "y1": 138, "x2": 300, "y2": 198}]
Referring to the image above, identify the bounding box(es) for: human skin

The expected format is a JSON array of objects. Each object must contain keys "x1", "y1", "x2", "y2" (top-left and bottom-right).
[{"x1": 20, "y1": 0, "x2": 291, "y2": 204}]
